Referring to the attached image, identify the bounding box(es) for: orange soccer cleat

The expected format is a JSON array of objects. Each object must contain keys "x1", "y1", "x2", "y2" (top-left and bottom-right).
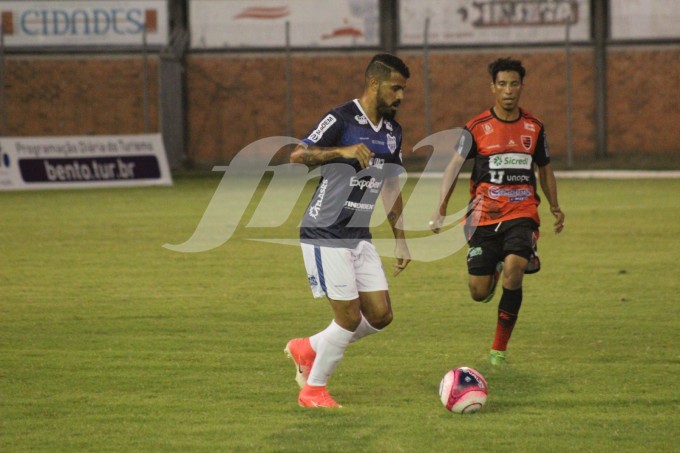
[
  {"x1": 284, "y1": 338, "x2": 316, "y2": 388},
  {"x1": 297, "y1": 385, "x2": 342, "y2": 408}
]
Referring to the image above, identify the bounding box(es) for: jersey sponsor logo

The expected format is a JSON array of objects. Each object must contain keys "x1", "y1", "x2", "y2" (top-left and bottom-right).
[
  {"x1": 521, "y1": 135, "x2": 532, "y2": 150},
  {"x1": 307, "y1": 114, "x2": 337, "y2": 143},
  {"x1": 523, "y1": 122, "x2": 536, "y2": 132},
  {"x1": 350, "y1": 176, "x2": 383, "y2": 192},
  {"x1": 354, "y1": 114, "x2": 368, "y2": 125},
  {"x1": 385, "y1": 121, "x2": 393, "y2": 132},
  {"x1": 505, "y1": 174, "x2": 531, "y2": 183},
  {"x1": 483, "y1": 123, "x2": 494, "y2": 135},
  {"x1": 491, "y1": 170, "x2": 533, "y2": 184},
  {"x1": 386, "y1": 133, "x2": 397, "y2": 153},
  {"x1": 489, "y1": 153, "x2": 532, "y2": 170},
  {"x1": 308, "y1": 178, "x2": 329, "y2": 218},
  {"x1": 487, "y1": 185, "x2": 532, "y2": 201},
  {"x1": 344, "y1": 200, "x2": 375, "y2": 211},
  {"x1": 507, "y1": 139, "x2": 517, "y2": 146}
]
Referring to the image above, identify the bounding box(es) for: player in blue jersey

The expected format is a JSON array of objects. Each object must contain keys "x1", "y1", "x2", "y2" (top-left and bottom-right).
[{"x1": 285, "y1": 54, "x2": 411, "y2": 408}]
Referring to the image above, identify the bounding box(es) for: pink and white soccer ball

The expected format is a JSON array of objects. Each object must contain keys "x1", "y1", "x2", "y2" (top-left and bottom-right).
[{"x1": 439, "y1": 366, "x2": 488, "y2": 414}]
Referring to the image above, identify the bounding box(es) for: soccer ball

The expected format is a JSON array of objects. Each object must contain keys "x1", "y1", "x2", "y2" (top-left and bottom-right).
[{"x1": 438, "y1": 366, "x2": 488, "y2": 414}]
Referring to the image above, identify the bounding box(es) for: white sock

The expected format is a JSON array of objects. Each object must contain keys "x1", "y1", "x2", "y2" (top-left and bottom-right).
[
  {"x1": 307, "y1": 321, "x2": 354, "y2": 387},
  {"x1": 350, "y1": 315, "x2": 381, "y2": 343}
]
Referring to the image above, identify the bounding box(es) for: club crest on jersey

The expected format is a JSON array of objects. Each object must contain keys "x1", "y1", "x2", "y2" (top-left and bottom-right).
[
  {"x1": 386, "y1": 133, "x2": 397, "y2": 153},
  {"x1": 354, "y1": 114, "x2": 368, "y2": 125},
  {"x1": 521, "y1": 135, "x2": 532, "y2": 150}
]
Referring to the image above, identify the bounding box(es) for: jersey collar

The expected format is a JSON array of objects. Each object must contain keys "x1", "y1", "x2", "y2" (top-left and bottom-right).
[{"x1": 353, "y1": 99, "x2": 383, "y2": 133}]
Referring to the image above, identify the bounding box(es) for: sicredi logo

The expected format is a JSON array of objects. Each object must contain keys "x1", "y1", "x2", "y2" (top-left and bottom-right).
[{"x1": 489, "y1": 153, "x2": 531, "y2": 170}]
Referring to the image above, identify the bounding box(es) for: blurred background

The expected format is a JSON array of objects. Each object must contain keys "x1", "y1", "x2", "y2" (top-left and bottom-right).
[{"x1": 2, "y1": 0, "x2": 679, "y2": 171}]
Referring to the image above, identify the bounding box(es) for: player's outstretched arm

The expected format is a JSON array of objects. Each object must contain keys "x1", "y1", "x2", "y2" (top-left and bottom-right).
[
  {"x1": 290, "y1": 143, "x2": 374, "y2": 169},
  {"x1": 430, "y1": 152, "x2": 466, "y2": 233},
  {"x1": 537, "y1": 162, "x2": 565, "y2": 233},
  {"x1": 382, "y1": 176, "x2": 411, "y2": 276}
]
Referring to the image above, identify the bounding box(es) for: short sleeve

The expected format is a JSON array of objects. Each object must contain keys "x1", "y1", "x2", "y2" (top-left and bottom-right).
[
  {"x1": 458, "y1": 127, "x2": 477, "y2": 160},
  {"x1": 533, "y1": 127, "x2": 551, "y2": 167},
  {"x1": 302, "y1": 112, "x2": 343, "y2": 148}
]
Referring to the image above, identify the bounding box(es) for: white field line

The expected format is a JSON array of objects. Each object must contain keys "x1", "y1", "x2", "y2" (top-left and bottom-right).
[{"x1": 413, "y1": 171, "x2": 680, "y2": 179}]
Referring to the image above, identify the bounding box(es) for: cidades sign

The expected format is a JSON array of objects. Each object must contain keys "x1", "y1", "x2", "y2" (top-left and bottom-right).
[{"x1": 0, "y1": 1, "x2": 168, "y2": 47}]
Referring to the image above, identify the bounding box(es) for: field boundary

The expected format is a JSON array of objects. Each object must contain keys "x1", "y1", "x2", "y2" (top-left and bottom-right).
[{"x1": 415, "y1": 170, "x2": 680, "y2": 179}]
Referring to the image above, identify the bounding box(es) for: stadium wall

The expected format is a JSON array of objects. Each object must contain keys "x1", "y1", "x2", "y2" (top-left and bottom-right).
[
  {"x1": 4, "y1": 45, "x2": 678, "y2": 166},
  {"x1": 184, "y1": 45, "x2": 679, "y2": 165},
  {"x1": 4, "y1": 54, "x2": 160, "y2": 137}
]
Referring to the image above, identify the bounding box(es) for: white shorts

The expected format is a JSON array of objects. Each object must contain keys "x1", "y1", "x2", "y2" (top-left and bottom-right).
[{"x1": 301, "y1": 241, "x2": 388, "y2": 301}]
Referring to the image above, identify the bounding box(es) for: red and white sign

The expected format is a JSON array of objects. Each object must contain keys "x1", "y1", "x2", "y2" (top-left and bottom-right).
[
  {"x1": 400, "y1": 0, "x2": 590, "y2": 45},
  {"x1": 190, "y1": 0, "x2": 379, "y2": 49}
]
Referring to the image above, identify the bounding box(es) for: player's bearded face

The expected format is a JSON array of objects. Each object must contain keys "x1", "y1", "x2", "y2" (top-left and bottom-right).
[{"x1": 377, "y1": 85, "x2": 401, "y2": 120}]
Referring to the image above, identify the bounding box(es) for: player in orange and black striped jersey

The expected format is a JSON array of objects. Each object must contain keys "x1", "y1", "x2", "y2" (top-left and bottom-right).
[{"x1": 430, "y1": 58, "x2": 565, "y2": 366}]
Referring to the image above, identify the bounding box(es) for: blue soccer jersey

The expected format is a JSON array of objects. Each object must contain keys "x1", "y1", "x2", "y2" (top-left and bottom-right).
[{"x1": 300, "y1": 99, "x2": 404, "y2": 247}]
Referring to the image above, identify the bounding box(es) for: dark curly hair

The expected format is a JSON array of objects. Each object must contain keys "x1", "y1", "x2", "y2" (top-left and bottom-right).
[{"x1": 488, "y1": 58, "x2": 526, "y2": 83}]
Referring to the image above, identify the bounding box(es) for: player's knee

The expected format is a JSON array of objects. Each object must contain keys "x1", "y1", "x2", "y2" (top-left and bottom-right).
[
  {"x1": 331, "y1": 303, "x2": 363, "y2": 331},
  {"x1": 470, "y1": 290, "x2": 488, "y2": 302},
  {"x1": 377, "y1": 310, "x2": 394, "y2": 329},
  {"x1": 502, "y1": 268, "x2": 525, "y2": 290},
  {"x1": 337, "y1": 314, "x2": 362, "y2": 331},
  {"x1": 365, "y1": 309, "x2": 393, "y2": 329},
  {"x1": 468, "y1": 281, "x2": 490, "y2": 301}
]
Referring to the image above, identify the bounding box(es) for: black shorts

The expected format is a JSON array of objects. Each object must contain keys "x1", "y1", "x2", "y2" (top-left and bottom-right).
[{"x1": 465, "y1": 218, "x2": 538, "y2": 276}]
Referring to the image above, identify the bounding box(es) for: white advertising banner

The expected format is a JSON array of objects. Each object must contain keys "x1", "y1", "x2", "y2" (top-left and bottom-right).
[
  {"x1": 0, "y1": 1, "x2": 169, "y2": 48},
  {"x1": 190, "y1": 0, "x2": 379, "y2": 49},
  {"x1": 0, "y1": 134, "x2": 173, "y2": 190},
  {"x1": 400, "y1": 0, "x2": 590, "y2": 45},
  {"x1": 611, "y1": 0, "x2": 680, "y2": 40}
]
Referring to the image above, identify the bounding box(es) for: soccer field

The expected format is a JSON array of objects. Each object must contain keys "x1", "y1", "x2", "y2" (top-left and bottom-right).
[{"x1": 1, "y1": 176, "x2": 679, "y2": 452}]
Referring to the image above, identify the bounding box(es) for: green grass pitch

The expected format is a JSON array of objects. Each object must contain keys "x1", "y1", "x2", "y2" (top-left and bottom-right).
[{"x1": 1, "y1": 175, "x2": 678, "y2": 452}]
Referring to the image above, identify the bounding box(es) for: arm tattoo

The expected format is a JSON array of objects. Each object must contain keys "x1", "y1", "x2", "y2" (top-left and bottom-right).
[{"x1": 302, "y1": 151, "x2": 323, "y2": 167}]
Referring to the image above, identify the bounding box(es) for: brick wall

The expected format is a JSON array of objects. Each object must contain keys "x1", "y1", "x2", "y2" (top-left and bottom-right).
[
  {"x1": 5, "y1": 54, "x2": 159, "y2": 136},
  {"x1": 5, "y1": 46, "x2": 678, "y2": 165},
  {"x1": 185, "y1": 46, "x2": 679, "y2": 165}
]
